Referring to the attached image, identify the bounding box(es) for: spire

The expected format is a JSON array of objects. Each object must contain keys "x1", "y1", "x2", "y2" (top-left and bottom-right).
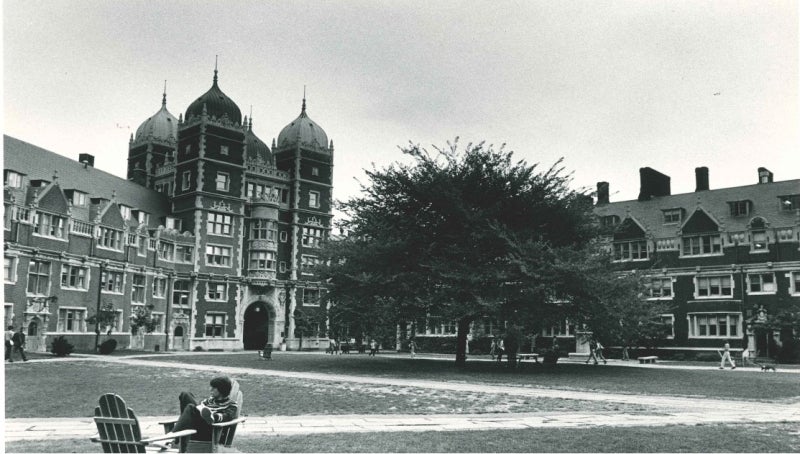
[
  {"x1": 162, "y1": 80, "x2": 167, "y2": 107},
  {"x1": 301, "y1": 85, "x2": 307, "y2": 115},
  {"x1": 213, "y1": 55, "x2": 219, "y2": 85}
]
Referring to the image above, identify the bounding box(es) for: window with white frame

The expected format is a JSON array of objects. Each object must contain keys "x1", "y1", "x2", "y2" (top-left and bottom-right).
[
  {"x1": 779, "y1": 195, "x2": 800, "y2": 211},
  {"x1": 613, "y1": 240, "x2": 648, "y2": 261},
  {"x1": 207, "y1": 213, "x2": 232, "y2": 236},
  {"x1": 119, "y1": 205, "x2": 132, "y2": 220},
  {"x1": 308, "y1": 191, "x2": 320, "y2": 208},
  {"x1": 182, "y1": 171, "x2": 191, "y2": 190},
  {"x1": 279, "y1": 261, "x2": 287, "y2": 273},
  {"x1": 541, "y1": 319, "x2": 575, "y2": 337},
  {"x1": 137, "y1": 211, "x2": 150, "y2": 225},
  {"x1": 101, "y1": 270, "x2": 124, "y2": 294},
  {"x1": 728, "y1": 200, "x2": 750, "y2": 217},
  {"x1": 137, "y1": 236, "x2": 147, "y2": 256},
  {"x1": 173, "y1": 280, "x2": 190, "y2": 306},
  {"x1": 249, "y1": 251, "x2": 276, "y2": 270},
  {"x1": 165, "y1": 217, "x2": 182, "y2": 231},
  {"x1": 151, "y1": 312, "x2": 165, "y2": 332},
  {"x1": 695, "y1": 275, "x2": 733, "y2": 298},
  {"x1": 250, "y1": 220, "x2": 277, "y2": 241},
  {"x1": 206, "y1": 245, "x2": 231, "y2": 267},
  {"x1": 132, "y1": 274, "x2": 146, "y2": 303},
  {"x1": 660, "y1": 314, "x2": 675, "y2": 339},
  {"x1": 4, "y1": 170, "x2": 23, "y2": 188},
  {"x1": 280, "y1": 231, "x2": 288, "y2": 242},
  {"x1": 176, "y1": 244, "x2": 194, "y2": 263},
  {"x1": 4, "y1": 256, "x2": 18, "y2": 283},
  {"x1": 688, "y1": 313, "x2": 740, "y2": 338},
  {"x1": 61, "y1": 264, "x2": 89, "y2": 290},
  {"x1": 152, "y1": 277, "x2": 167, "y2": 298},
  {"x1": 4, "y1": 303, "x2": 13, "y2": 330},
  {"x1": 751, "y1": 230, "x2": 768, "y2": 252},
  {"x1": 98, "y1": 227, "x2": 123, "y2": 250},
  {"x1": 747, "y1": 272, "x2": 776, "y2": 294},
  {"x1": 205, "y1": 313, "x2": 225, "y2": 337},
  {"x1": 302, "y1": 227, "x2": 324, "y2": 248},
  {"x1": 312, "y1": 167, "x2": 319, "y2": 176},
  {"x1": 207, "y1": 282, "x2": 227, "y2": 301},
  {"x1": 72, "y1": 191, "x2": 87, "y2": 207},
  {"x1": 429, "y1": 318, "x2": 456, "y2": 335},
  {"x1": 791, "y1": 272, "x2": 800, "y2": 296},
  {"x1": 301, "y1": 255, "x2": 319, "y2": 274},
  {"x1": 215, "y1": 172, "x2": 230, "y2": 192},
  {"x1": 27, "y1": 260, "x2": 51, "y2": 295},
  {"x1": 220, "y1": 145, "x2": 229, "y2": 156},
  {"x1": 682, "y1": 234, "x2": 722, "y2": 256},
  {"x1": 33, "y1": 212, "x2": 66, "y2": 239},
  {"x1": 303, "y1": 288, "x2": 321, "y2": 307},
  {"x1": 646, "y1": 277, "x2": 673, "y2": 299},
  {"x1": 158, "y1": 241, "x2": 175, "y2": 261},
  {"x1": 57, "y1": 307, "x2": 86, "y2": 333}
]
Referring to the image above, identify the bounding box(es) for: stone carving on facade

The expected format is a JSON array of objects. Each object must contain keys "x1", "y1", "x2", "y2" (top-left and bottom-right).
[
  {"x1": 305, "y1": 216, "x2": 323, "y2": 227},
  {"x1": 210, "y1": 200, "x2": 233, "y2": 212},
  {"x1": 250, "y1": 240, "x2": 278, "y2": 251}
]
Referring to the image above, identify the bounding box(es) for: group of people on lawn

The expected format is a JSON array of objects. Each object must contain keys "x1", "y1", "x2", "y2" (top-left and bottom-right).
[{"x1": 4, "y1": 325, "x2": 28, "y2": 362}]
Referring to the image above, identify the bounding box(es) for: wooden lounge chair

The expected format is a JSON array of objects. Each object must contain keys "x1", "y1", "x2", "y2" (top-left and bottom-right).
[
  {"x1": 91, "y1": 393, "x2": 195, "y2": 453},
  {"x1": 159, "y1": 379, "x2": 246, "y2": 453}
]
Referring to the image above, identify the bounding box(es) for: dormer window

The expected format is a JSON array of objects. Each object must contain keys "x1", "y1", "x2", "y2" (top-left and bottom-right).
[
  {"x1": 119, "y1": 205, "x2": 132, "y2": 220},
  {"x1": 72, "y1": 191, "x2": 87, "y2": 207},
  {"x1": 749, "y1": 217, "x2": 768, "y2": 252},
  {"x1": 728, "y1": 200, "x2": 751, "y2": 217},
  {"x1": 600, "y1": 215, "x2": 620, "y2": 228},
  {"x1": 682, "y1": 234, "x2": 722, "y2": 256},
  {"x1": 779, "y1": 195, "x2": 800, "y2": 211},
  {"x1": 662, "y1": 209, "x2": 682, "y2": 224},
  {"x1": 4, "y1": 170, "x2": 23, "y2": 188},
  {"x1": 165, "y1": 217, "x2": 182, "y2": 231},
  {"x1": 136, "y1": 211, "x2": 150, "y2": 225},
  {"x1": 613, "y1": 240, "x2": 648, "y2": 261}
]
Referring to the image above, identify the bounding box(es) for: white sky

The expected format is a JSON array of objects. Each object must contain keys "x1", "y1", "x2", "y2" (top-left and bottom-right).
[{"x1": 4, "y1": 1, "x2": 799, "y2": 211}]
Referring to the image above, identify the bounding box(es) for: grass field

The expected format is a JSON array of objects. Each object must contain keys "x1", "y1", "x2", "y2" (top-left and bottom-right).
[{"x1": 5, "y1": 352, "x2": 800, "y2": 453}]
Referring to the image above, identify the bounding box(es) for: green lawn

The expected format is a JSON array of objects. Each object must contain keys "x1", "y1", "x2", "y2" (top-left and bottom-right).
[{"x1": 6, "y1": 423, "x2": 800, "y2": 453}]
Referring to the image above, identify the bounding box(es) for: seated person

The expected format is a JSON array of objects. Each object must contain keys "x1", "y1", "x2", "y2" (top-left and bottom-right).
[{"x1": 172, "y1": 376, "x2": 239, "y2": 446}]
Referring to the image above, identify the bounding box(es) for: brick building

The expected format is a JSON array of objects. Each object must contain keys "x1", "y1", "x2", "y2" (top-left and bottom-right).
[
  {"x1": 593, "y1": 166, "x2": 800, "y2": 358},
  {"x1": 3, "y1": 69, "x2": 334, "y2": 352}
]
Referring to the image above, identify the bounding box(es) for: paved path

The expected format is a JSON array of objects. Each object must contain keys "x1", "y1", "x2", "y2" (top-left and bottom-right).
[{"x1": 5, "y1": 353, "x2": 800, "y2": 442}]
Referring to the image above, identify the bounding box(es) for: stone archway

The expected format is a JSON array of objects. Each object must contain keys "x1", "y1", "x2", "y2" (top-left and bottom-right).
[{"x1": 243, "y1": 301, "x2": 273, "y2": 350}]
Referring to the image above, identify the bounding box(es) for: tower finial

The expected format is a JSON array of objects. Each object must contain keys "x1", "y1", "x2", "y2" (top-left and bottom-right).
[
  {"x1": 301, "y1": 85, "x2": 307, "y2": 114},
  {"x1": 162, "y1": 80, "x2": 167, "y2": 106},
  {"x1": 213, "y1": 55, "x2": 219, "y2": 84}
]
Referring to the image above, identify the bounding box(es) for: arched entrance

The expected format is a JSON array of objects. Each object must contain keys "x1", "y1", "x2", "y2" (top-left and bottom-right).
[
  {"x1": 243, "y1": 301, "x2": 270, "y2": 350},
  {"x1": 172, "y1": 325, "x2": 186, "y2": 351}
]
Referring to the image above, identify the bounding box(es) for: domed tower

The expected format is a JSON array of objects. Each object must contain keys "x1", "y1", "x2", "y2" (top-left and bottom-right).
[
  {"x1": 127, "y1": 86, "x2": 178, "y2": 187},
  {"x1": 272, "y1": 96, "x2": 334, "y2": 347},
  {"x1": 244, "y1": 117, "x2": 272, "y2": 165},
  {"x1": 171, "y1": 65, "x2": 248, "y2": 346}
]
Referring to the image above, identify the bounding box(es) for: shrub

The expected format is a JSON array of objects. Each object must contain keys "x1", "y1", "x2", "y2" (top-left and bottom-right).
[
  {"x1": 193, "y1": 346, "x2": 204, "y2": 352},
  {"x1": 99, "y1": 338, "x2": 118, "y2": 355},
  {"x1": 50, "y1": 336, "x2": 74, "y2": 357}
]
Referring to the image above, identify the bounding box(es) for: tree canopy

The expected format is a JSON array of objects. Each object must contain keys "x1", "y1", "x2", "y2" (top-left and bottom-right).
[{"x1": 320, "y1": 139, "x2": 665, "y2": 365}]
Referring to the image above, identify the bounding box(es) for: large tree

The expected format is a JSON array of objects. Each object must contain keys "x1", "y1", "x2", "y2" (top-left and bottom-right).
[{"x1": 321, "y1": 139, "x2": 646, "y2": 366}]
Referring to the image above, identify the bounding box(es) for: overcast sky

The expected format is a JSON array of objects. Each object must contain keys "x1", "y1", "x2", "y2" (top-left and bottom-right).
[{"x1": 4, "y1": 1, "x2": 799, "y2": 211}]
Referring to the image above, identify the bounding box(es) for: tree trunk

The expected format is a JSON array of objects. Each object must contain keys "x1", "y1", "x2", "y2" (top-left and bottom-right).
[{"x1": 455, "y1": 317, "x2": 471, "y2": 367}]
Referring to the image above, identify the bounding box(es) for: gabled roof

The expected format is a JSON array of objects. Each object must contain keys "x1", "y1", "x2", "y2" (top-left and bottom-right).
[
  {"x1": 3, "y1": 136, "x2": 170, "y2": 228},
  {"x1": 595, "y1": 179, "x2": 800, "y2": 238}
]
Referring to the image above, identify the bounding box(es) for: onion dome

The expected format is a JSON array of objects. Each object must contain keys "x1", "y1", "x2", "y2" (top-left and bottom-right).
[
  {"x1": 277, "y1": 98, "x2": 328, "y2": 151},
  {"x1": 244, "y1": 117, "x2": 272, "y2": 163},
  {"x1": 185, "y1": 68, "x2": 242, "y2": 126},
  {"x1": 133, "y1": 90, "x2": 178, "y2": 145}
]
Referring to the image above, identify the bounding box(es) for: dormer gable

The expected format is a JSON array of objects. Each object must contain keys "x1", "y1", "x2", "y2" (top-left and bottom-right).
[
  {"x1": 681, "y1": 208, "x2": 721, "y2": 234},
  {"x1": 613, "y1": 216, "x2": 647, "y2": 240},
  {"x1": 30, "y1": 183, "x2": 70, "y2": 214},
  {"x1": 97, "y1": 201, "x2": 126, "y2": 228}
]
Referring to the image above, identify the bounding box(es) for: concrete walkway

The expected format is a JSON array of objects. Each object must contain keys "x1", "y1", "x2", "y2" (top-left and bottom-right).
[{"x1": 5, "y1": 353, "x2": 800, "y2": 442}]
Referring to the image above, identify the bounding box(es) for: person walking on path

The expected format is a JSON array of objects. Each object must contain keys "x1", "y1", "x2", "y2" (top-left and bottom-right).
[
  {"x1": 595, "y1": 339, "x2": 608, "y2": 364},
  {"x1": 408, "y1": 338, "x2": 417, "y2": 358},
  {"x1": 172, "y1": 376, "x2": 239, "y2": 451},
  {"x1": 11, "y1": 326, "x2": 27, "y2": 362},
  {"x1": 719, "y1": 341, "x2": 736, "y2": 369},
  {"x1": 369, "y1": 339, "x2": 378, "y2": 356},
  {"x1": 5, "y1": 325, "x2": 15, "y2": 362},
  {"x1": 489, "y1": 337, "x2": 498, "y2": 360},
  {"x1": 496, "y1": 338, "x2": 506, "y2": 363},
  {"x1": 585, "y1": 337, "x2": 600, "y2": 365}
]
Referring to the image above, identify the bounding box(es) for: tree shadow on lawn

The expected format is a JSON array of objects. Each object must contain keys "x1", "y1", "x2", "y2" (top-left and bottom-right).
[{"x1": 140, "y1": 353, "x2": 800, "y2": 401}]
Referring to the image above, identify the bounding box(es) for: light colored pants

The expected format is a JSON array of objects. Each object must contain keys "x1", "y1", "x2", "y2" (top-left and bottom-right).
[{"x1": 720, "y1": 351, "x2": 736, "y2": 368}]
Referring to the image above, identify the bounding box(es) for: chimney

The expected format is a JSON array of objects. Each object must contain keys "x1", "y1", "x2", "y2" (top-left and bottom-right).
[
  {"x1": 638, "y1": 167, "x2": 671, "y2": 201},
  {"x1": 757, "y1": 167, "x2": 773, "y2": 184},
  {"x1": 695, "y1": 167, "x2": 709, "y2": 191},
  {"x1": 79, "y1": 153, "x2": 95, "y2": 168},
  {"x1": 596, "y1": 182, "x2": 609, "y2": 205}
]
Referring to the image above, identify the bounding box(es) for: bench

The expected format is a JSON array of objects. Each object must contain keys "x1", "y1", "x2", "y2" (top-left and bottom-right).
[
  {"x1": 638, "y1": 355, "x2": 658, "y2": 364},
  {"x1": 517, "y1": 353, "x2": 539, "y2": 365}
]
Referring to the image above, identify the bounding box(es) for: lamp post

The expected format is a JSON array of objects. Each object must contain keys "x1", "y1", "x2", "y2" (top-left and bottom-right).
[{"x1": 94, "y1": 261, "x2": 106, "y2": 352}]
